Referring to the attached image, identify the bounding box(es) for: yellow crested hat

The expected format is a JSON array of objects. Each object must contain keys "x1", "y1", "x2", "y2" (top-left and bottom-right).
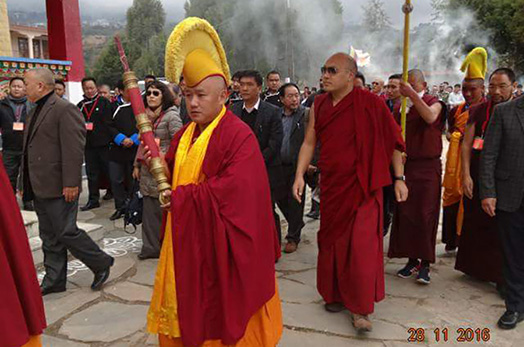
[
  {"x1": 460, "y1": 47, "x2": 487, "y2": 80},
  {"x1": 165, "y1": 17, "x2": 230, "y2": 88}
]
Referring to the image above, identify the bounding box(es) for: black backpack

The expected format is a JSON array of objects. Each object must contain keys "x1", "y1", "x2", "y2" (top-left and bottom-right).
[{"x1": 124, "y1": 180, "x2": 143, "y2": 232}]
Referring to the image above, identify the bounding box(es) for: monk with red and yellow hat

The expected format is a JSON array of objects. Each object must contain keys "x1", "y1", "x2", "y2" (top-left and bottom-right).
[{"x1": 146, "y1": 17, "x2": 283, "y2": 347}]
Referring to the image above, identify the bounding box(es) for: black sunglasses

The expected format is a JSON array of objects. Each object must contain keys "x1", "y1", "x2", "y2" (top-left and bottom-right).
[
  {"x1": 321, "y1": 66, "x2": 338, "y2": 75},
  {"x1": 147, "y1": 90, "x2": 161, "y2": 97}
]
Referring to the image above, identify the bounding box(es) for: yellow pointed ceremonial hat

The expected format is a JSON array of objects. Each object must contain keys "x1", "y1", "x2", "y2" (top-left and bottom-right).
[
  {"x1": 460, "y1": 47, "x2": 488, "y2": 80},
  {"x1": 165, "y1": 17, "x2": 230, "y2": 87}
]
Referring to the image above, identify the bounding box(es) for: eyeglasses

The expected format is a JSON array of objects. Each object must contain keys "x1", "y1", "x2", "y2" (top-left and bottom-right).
[
  {"x1": 321, "y1": 66, "x2": 338, "y2": 75},
  {"x1": 147, "y1": 90, "x2": 161, "y2": 97}
]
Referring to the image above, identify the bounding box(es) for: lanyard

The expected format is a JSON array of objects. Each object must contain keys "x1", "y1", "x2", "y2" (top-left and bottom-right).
[
  {"x1": 82, "y1": 96, "x2": 100, "y2": 122},
  {"x1": 153, "y1": 111, "x2": 165, "y2": 131},
  {"x1": 480, "y1": 101, "x2": 492, "y2": 138}
]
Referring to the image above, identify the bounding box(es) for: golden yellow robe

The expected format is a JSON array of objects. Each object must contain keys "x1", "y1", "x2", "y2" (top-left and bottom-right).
[{"x1": 442, "y1": 103, "x2": 469, "y2": 234}]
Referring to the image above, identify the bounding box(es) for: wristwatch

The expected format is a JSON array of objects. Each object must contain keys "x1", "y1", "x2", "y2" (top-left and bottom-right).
[{"x1": 394, "y1": 175, "x2": 406, "y2": 181}]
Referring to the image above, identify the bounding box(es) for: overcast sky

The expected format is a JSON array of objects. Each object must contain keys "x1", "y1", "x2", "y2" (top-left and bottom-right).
[{"x1": 7, "y1": 0, "x2": 433, "y2": 27}]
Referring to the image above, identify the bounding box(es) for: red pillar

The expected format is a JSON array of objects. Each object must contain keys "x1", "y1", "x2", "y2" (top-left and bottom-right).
[{"x1": 45, "y1": 0, "x2": 85, "y2": 82}]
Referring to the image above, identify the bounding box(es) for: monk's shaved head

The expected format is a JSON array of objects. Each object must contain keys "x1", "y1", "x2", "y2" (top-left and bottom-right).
[
  {"x1": 408, "y1": 69, "x2": 426, "y2": 84},
  {"x1": 185, "y1": 75, "x2": 228, "y2": 127},
  {"x1": 327, "y1": 52, "x2": 358, "y2": 74}
]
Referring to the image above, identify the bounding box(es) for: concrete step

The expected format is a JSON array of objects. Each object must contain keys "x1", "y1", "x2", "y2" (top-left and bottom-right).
[{"x1": 22, "y1": 210, "x2": 104, "y2": 266}]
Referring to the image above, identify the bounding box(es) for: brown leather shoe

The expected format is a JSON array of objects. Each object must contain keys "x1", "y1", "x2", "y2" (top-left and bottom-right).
[
  {"x1": 352, "y1": 313, "x2": 373, "y2": 332},
  {"x1": 284, "y1": 241, "x2": 298, "y2": 254}
]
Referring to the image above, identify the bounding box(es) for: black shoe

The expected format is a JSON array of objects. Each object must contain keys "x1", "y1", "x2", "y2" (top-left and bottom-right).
[
  {"x1": 23, "y1": 201, "x2": 34, "y2": 211},
  {"x1": 103, "y1": 191, "x2": 113, "y2": 201},
  {"x1": 497, "y1": 311, "x2": 524, "y2": 330},
  {"x1": 40, "y1": 285, "x2": 66, "y2": 296},
  {"x1": 324, "y1": 302, "x2": 346, "y2": 313},
  {"x1": 306, "y1": 210, "x2": 320, "y2": 219},
  {"x1": 397, "y1": 261, "x2": 420, "y2": 279},
  {"x1": 416, "y1": 266, "x2": 431, "y2": 285},
  {"x1": 91, "y1": 262, "x2": 113, "y2": 291},
  {"x1": 81, "y1": 201, "x2": 100, "y2": 211},
  {"x1": 137, "y1": 253, "x2": 159, "y2": 260},
  {"x1": 109, "y1": 210, "x2": 124, "y2": 221}
]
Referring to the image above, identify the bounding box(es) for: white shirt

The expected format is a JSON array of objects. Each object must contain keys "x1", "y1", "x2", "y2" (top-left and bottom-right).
[
  {"x1": 448, "y1": 91, "x2": 465, "y2": 107},
  {"x1": 242, "y1": 98, "x2": 261, "y2": 113}
]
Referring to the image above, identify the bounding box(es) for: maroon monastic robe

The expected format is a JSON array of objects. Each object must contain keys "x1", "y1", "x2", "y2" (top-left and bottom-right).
[
  {"x1": 0, "y1": 155, "x2": 47, "y2": 346},
  {"x1": 388, "y1": 94, "x2": 444, "y2": 263},
  {"x1": 162, "y1": 111, "x2": 279, "y2": 346},
  {"x1": 455, "y1": 101, "x2": 503, "y2": 284},
  {"x1": 314, "y1": 88, "x2": 404, "y2": 315}
]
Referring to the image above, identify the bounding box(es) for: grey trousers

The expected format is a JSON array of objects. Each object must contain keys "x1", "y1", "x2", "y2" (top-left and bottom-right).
[
  {"x1": 140, "y1": 196, "x2": 162, "y2": 257},
  {"x1": 34, "y1": 196, "x2": 113, "y2": 289}
]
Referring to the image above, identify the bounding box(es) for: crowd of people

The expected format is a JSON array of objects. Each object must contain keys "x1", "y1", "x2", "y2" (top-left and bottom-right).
[{"x1": 1, "y1": 17, "x2": 524, "y2": 346}]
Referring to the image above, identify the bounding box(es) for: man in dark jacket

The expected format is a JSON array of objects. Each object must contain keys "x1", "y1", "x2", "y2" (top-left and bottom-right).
[
  {"x1": 77, "y1": 77, "x2": 114, "y2": 211},
  {"x1": 277, "y1": 83, "x2": 309, "y2": 253},
  {"x1": 0, "y1": 76, "x2": 34, "y2": 210},
  {"x1": 231, "y1": 70, "x2": 284, "y2": 244},
  {"x1": 106, "y1": 83, "x2": 139, "y2": 221},
  {"x1": 23, "y1": 68, "x2": 113, "y2": 295},
  {"x1": 480, "y1": 95, "x2": 524, "y2": 329},
  {"x1": 261, "y1": 70, "x2": 283, "y2": 107}
]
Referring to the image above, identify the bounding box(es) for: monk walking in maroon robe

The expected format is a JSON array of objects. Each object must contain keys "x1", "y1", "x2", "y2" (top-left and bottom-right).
[
  {"x1": 457, "y1": 68, "x2": 517, "y2": 294},
  {"x1": 388, "y1": 69, "x2": 445, "y2": 285},
  {"x1": 0, "y1": 155, "x2": 46, "y2": 347},
  {"x1": 293, "y1": 53, "x2": 407, "y2": 332}
]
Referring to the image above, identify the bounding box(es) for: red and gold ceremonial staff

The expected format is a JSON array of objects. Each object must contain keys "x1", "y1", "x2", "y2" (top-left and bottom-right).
[
  {"x1": 400, "y1": 0, "x2": 413, "y2": 140},
  {"x1": 114, "y1": 36, "x2": 170, "y2": 203}
]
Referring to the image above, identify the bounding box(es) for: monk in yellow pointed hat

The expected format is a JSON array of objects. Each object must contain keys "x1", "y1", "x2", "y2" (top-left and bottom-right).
[
  {"x1": 146, "y1": 17, "x2": 283, "y2": 347},
  {"x1": 442, "y1": 47, "x2": 487, "y2": 252}
]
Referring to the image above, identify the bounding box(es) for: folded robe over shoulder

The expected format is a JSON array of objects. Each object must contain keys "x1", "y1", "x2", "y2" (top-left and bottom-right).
[
  {"x1": 0, "y1": 155, "x2": 46, "y2": 347},
  {"x1": 162, "y1": 111, "x2": 280, "y2": 346}
]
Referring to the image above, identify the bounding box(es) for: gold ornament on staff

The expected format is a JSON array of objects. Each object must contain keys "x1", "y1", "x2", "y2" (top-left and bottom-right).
[
  {"x1": 114, "y1": 36, "x2": 171, "y2": 205},
  {"x1": 400, "y1": 0, "x2": 413, "y2": 140}
]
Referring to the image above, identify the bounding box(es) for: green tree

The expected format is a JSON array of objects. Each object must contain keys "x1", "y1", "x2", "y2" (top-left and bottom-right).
[
  {"x1": 93, "y1": 0, "x2": 167, "y2": 85},
  {"x1": 447, "y1": 0, "x2": 524, "y2": 74},
  {"x1": 362, "y1": 0, "x2": 392, "y2": 32},
  {"x1": 126, "y1": 0, "x2": 166, "y2": 48},
  {"x1": 183, "y1": 0, "x2": 344, "y2": 84}
]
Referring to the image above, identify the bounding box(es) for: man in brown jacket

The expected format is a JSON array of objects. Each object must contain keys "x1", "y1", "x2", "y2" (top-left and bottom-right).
[{"x1": 23, "y1": 68, "x2": 114, "y2": 296}]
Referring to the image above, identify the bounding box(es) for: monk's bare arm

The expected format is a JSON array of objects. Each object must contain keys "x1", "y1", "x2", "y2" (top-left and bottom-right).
[
  {"x1": 411, "y1": 95, "x2": 442, "y2": 124},
  {"x1": 292, "y1": 104, "x2": 317, "y2": 202},
  {"x1": 392, "y1": 150, "x2": 408, "y2": 202},
  {"x1": 461, "y1": 123, "x2": 475, "y2": 199},
  {"x1": 400, "y1": 81, "x2": 441, "y2": 124}
]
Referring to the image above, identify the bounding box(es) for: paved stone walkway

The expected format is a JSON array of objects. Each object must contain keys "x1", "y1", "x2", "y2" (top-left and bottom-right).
[{"x1": 34, "y1": 190, "x2": 523, "y2": 347}]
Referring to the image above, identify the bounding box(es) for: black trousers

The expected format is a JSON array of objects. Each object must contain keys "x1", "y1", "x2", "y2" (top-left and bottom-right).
[
  {"x1": 85, "y1": 146, "x2": 110, "y2": 203},
  {"x1": 108, "y1": 160, "x2": 134, "y2": 210},
  {"x1": 276, "y1": 164, "x2": 305, "y2": 244},
  {"x1": 497, "y1": 204, "x2": 524, "y2": 313},
  {"x1": 34, "y1": 197, "x2": 113, "y2": 289},
  {"x1": 2, "y1": 150, "x2": 31, "y2": 203}
]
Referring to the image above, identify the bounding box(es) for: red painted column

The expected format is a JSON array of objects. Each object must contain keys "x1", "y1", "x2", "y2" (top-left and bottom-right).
[{"x1": 45, "y1": 0, "x2": 85, "y2": 82}]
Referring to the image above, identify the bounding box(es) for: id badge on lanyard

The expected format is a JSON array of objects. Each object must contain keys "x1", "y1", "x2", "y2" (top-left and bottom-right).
[
  {"x1": 86, "y1": 122, "x2": 94, "y2": 131},
  {"x1": 472, "y1": 136, "x2": 484, "y2": 150},
  {"x1": 12, "y1": 122, "x2": 24, "y2": 131}
]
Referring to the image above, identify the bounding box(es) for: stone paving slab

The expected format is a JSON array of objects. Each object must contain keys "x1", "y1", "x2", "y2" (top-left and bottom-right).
[
  {"x1": 129, "y1": 258, "x2": 158, "y2": 286},
  {"x1": 59, "y1": 301, "x2": 149, "y2": 343},
  {"x1": 106, "y1": 281, "x2": 153, "y2": 303},
  {"x1": 42, "y1": 335, "x2": 89, "y2": 347},
  {"x1": 36, "y1": 185, "x2": 524, "y2": 346},
  {"x1": 43, "y1": 288, "x2": 101, "y2": 326}
]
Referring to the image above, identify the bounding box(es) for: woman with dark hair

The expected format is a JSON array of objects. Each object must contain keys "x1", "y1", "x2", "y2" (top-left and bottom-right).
[{"x1": 133, "y1": 81, "x2": 183, "y2": 259}]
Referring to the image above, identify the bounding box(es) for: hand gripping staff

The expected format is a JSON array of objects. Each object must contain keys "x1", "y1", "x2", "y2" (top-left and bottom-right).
[{"x1": 114, "y1": 35, "x2": 171, "y2": 205}]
